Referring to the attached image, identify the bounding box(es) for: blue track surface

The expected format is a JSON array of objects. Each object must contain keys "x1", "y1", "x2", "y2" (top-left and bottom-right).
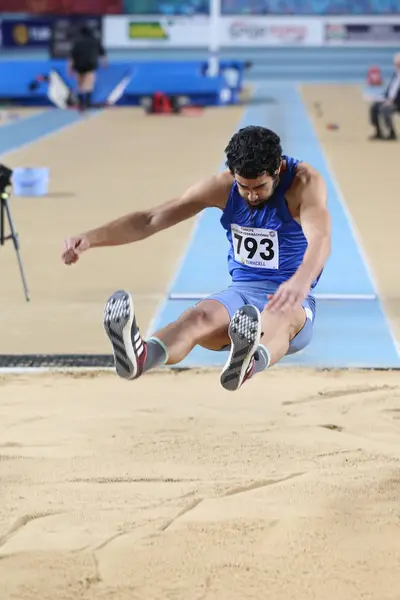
[
  {"x1": 150, "y1": 82, "x2": 400, "y2": 369},
  {"x1": 169, "y1": 85, "x2": 374, "y2": 299}
]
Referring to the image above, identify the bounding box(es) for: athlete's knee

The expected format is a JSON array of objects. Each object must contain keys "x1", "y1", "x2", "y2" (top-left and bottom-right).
[
  {"x1": 260, "y1": 304, "x2": 308, "y2": 349},
  {"x1": 287, "y1": 306, "x2": 315, "y2": 355},
  {"x1": 261, "y1": 305, "x2": 300, "y2": 334},
  {"x1": 289, "y1": 307, "x2": 308, "y2": 339},
  {"x1": 181, "y1": 306, "x2": 211, "y2": 331},
  {"x1": 176, "y1": 302, "x2": 226, "y2": 341}
]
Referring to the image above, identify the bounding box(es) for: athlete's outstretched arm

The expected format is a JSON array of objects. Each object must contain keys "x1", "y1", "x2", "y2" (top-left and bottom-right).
[
  {"x1": 62, "y1": 173, "x2": 231, "y2": 265},
  {"x1": 267, "y1": 163, "x2": 331, "y2": 313}
]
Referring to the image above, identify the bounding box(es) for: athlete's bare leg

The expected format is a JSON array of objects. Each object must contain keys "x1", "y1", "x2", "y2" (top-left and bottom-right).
[
  {"x1": 260, "y1": 304, "x2": 306, "y2": 364},
  {"x1": 150, "y1": 299, "x2": 304, "y2": 368},
  {"x1": 150, "y1": 299, "x2": 231, "y2": 363},
  {"x1": 147, "y1": 301, "x2": 303, "y2": 367}
]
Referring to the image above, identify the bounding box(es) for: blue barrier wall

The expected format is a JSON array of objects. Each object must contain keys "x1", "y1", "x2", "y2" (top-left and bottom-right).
[
  {"x1": 0, "y1": 47, "x2": 396, "y2": 83},
  {"x1": 0, "y1": 58, "x2": 246, "y2": 107}
]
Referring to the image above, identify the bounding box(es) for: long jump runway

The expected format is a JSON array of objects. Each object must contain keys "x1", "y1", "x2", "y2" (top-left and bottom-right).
[
  {"x1": 1, "y1": 89, "x2": 400, "y2": 600},
  {"x1": 155, "y1": 83, "x2": 400, "y2": 369}
]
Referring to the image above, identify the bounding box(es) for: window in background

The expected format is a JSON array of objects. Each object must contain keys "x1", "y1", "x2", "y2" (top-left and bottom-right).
[
  {"x1": 122, "y1": 0, "x2": 210, "y2": 15},
  {"x1": 220, "y1": 0, "x2": 400, "y2": 15},
  {"x1": 1, "y1": 0, "x2": 399, "y2": 14}
]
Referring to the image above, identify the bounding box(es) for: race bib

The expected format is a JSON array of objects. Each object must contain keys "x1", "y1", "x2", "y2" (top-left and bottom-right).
[{"x1": 231, "y1": 223, "x2": 279, "y2": 270}]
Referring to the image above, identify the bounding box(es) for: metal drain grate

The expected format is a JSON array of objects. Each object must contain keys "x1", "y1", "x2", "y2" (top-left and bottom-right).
[{"x1": 0, "y1": 354, "x2": 114, "y2": 369}]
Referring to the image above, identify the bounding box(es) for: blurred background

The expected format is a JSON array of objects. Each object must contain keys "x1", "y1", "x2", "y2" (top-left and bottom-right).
[
  {"x1": 0, "y1": 0, "x2": 399, "y2": 371},
  {"x1": 0, "y1": 1, "x2": 399, "y2": 98}
]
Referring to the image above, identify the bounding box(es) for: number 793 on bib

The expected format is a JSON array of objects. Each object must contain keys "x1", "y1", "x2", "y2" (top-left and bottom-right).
[{"x1": 231, "y1": 223, "x2": 279, "y2": 270}]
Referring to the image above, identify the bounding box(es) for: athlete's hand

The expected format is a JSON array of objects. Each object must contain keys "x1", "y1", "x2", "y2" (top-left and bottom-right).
[
  {"x1": 62, "y1": 235, "x2": 90, "y2": 265},
  {"x1": 266, "y1": 275, "x2": 310, "y2": 314}
]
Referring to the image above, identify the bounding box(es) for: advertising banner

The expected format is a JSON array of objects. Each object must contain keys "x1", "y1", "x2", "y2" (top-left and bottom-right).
[
  {"x1": 324, "y1": 20, "x2": 400, "y2": 45},
  {"x1": 104, "y1": 15, "x2": 323, "y2": 48},
  {"x1": 219, "y1": 17, "x2": 323, "y2": 47},
  {"x1": 50, "y1": 16, "x2": 103, "y2": 58},
  {"x1": 122, "y1": 0, "x2": 209, "y2": 15},
  {"x1": 104, "y1": 15, "x2": 400, "y2": 49},
  {"x1": 104, "y1": 15, "x2": 209, "y2": 48},
  {"x1": 1, "y1": 18, "x2": 52, "y2": 49}
]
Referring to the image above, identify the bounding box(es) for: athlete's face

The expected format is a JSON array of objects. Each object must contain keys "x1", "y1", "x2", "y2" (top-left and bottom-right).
[{"x1": 234, "y1": 170, "x2": 280, "y2": 208}]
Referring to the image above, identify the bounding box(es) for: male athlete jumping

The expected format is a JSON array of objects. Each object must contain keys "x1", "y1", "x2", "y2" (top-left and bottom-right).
[{"x1": 62, "y1": 126, "x2": 331, "y2": 391}]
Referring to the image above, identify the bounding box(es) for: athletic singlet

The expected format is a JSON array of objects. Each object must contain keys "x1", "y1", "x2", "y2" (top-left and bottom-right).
[{"x1": 220, "y1": 155, "x2": 322, "y2": 289}]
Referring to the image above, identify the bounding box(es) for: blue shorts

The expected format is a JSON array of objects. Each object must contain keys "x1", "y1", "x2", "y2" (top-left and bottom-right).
[{"x1": 203, "y1": 280, "x2": 316, "y2": 355}]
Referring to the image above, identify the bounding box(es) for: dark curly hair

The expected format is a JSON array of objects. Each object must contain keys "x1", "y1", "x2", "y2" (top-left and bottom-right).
[{"x1": 225, "y1": 125, "x2": 282, "y2": 178}]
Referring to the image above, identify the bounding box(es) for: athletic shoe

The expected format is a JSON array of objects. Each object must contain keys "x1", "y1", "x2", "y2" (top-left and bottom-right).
[
  {"x1": 220, "y1": 305, "x2": 262, "y2": 391},
  {"x1": 103, "y1": 290, "x2": 147, "y2": 380}
]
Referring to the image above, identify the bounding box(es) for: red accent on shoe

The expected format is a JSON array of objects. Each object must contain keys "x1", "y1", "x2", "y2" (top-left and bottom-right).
[
  {"x1": 243, "y1": 356, "x2": 255, "y2": 384},
  {"x1": 134, "y1": 337, "x2": 146, "y2": 376}
]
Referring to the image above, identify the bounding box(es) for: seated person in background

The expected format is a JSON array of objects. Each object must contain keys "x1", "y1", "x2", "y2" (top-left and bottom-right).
[{"x1": 369, "y1": 52, "x2": 400, "y2": 141}]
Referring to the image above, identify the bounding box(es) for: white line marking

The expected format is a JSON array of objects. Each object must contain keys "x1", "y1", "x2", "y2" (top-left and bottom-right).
[{"x1": 168, "y1": 293, "x2": 377, "y2": 301}]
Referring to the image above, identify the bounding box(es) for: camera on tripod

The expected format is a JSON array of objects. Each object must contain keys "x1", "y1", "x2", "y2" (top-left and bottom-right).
[
  {"x1": 0, "y1": 162, "x2": 30, "y2": 301},
  {"x1": 0, "y1": 163, "x2": 13, "y2": 196}
]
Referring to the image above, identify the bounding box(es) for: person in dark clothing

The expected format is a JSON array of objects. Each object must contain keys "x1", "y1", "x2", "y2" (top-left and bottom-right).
[
  {"x1": 369, "y1": 52, "x2": 400, "y2": 141},
  {"x1": 67, "y1": 24, "x2": 107, "y2": 111}
]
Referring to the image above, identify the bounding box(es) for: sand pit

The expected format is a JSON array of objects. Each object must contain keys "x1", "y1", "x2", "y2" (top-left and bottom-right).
[
  {"x1": 1, "y1": 367, "x2": 400, "y2": 600},
  {"x1": 2, "y1": 81, "x2": 400, "y2": 600}
]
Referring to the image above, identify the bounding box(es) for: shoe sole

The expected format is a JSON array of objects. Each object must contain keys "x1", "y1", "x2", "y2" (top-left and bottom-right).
[
  {"x1": 103, "y1": 290, "x2": 138, "y2": 379},
  {"x1": 220, "y1": 305, "x2": 262, "y2": 392}
]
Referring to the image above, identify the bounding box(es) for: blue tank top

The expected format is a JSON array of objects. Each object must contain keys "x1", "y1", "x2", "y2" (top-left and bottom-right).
[{"x1": 220, "y1": 155, "x2": 321, "y2": 289}]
